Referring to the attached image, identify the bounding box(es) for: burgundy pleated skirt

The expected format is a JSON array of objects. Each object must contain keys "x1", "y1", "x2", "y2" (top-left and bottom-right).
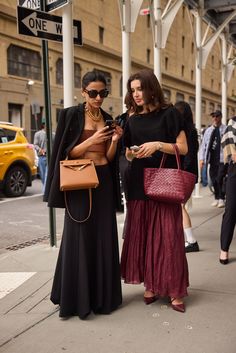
[{"x1": 121, "y1": 200, "x2": 189, "y2": 299}]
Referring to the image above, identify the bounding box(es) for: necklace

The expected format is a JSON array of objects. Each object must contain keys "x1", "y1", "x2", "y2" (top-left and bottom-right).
[{"x1": 85, "y1": 105, "x2": 103, "y2": 122}]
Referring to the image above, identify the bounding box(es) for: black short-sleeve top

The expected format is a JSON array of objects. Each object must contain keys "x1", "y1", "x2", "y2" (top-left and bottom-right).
[{"x1": 123, "y1": 105, "x2": 184, "y2": 200}]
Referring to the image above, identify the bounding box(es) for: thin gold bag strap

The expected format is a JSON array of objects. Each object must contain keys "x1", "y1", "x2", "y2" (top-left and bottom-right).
[{"x1": 64, "y1": 189, "x2": 92, "y2": 223}]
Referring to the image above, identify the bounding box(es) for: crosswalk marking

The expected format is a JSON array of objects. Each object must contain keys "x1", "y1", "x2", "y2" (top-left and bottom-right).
[{"x1": 0, "y1": 272, "x2": 36, "y2": 299}]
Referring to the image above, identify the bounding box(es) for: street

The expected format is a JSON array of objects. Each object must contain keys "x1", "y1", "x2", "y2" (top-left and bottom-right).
[{"x1": 0, "y1": 179, "x2": 64, "y2": 254}]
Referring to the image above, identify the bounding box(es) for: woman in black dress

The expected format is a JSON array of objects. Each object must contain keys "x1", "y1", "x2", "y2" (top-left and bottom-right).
[
  {"x1": 219, "y1": 116, "x2": 236, "y2": 264},
  {"x1": 44, "y1": 71, "x2": 122, "y2": 319},
  {"x1": 175, "y1": 101, "x2": 199, "y2": 253},
  {"x1": 121, "y1": 69, "x2": 189, "y2": 312}
]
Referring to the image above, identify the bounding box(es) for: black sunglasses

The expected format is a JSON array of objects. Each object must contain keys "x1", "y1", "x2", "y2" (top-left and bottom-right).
[{"x1": 84, "y1": 88, "x2": 109, "y2": 98}]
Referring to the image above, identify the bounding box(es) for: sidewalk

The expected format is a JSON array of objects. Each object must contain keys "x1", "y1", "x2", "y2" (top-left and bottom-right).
[{"x1": 0, "y1": 187, "x2": 236, "y2": 353}]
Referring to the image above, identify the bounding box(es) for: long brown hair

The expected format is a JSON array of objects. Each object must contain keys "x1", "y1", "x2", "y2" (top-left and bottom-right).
[{"x1": 126, "y1": 69, "x2": 168, "y2": 114}]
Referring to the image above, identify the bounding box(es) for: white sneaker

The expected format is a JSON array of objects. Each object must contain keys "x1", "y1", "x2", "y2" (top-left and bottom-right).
[
  {"x1": 211, "y1": 200, "x2": 218, "y2": 207},
  {"x1": 217, "y1": 199, "x2": 225, "y2": 208}
]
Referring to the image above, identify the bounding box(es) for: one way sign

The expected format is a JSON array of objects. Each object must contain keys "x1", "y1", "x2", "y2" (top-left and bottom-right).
[{"x1": 17, "y1": 6, "x2": 82, "y2": 45}]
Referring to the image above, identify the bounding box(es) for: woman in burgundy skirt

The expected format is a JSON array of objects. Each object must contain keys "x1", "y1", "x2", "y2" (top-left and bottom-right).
[{"x1": 121, "y1": 69, "x2": 189, "y2": 312}]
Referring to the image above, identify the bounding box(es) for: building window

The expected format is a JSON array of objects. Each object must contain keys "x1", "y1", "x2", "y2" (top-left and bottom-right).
[
  {"x1": 182, "y1": 6, "x2": 185, "y2": 18},
  {"x1": 218, "y1": 82, "x2": 221, "y2": 91},
  {"x1": 202, "y1": 100, "x2": 206, "y2": 114},
  {"x1": 182, "y1": 36, "x2": 185, "y2": 48},
  {"x1": 176, "y1": 92, "x2": 184, "y2": 102},
  {"x1": 7, "y1": 45, "x2": 41, "y2": 80},
  {"x1": 189, "y1": 96, "x2": 195, "y2": 112},
  {"x1": 8, "y1": 104, "x2": 22, "y2": 127},
  {"x1": 146, "y1": 49, "x2": 151, "y2": 63},
  {"x1": 181, "y1": 65, "x2": 185, "y2": 77},
  {"x1": 219, "y1": 60, "x2": 221, "y2": 69},
  {"x1": 209, "y1": 102, "x2": 214, "y2": 114},
  {"x1": 56, "y1": 58, "x2": 63, "y2": 85},
  {"x1": 147, "y1": 14, "x2": 150, "y2": 28},
  {"x1": 56, "y1": 59, "x2": 81, "y2": 87},
  {"x1": 211, "y1": 55, "x2": 214, "y2": 66},
  {"x1": 93, "y1": 69, "x2": 112, "y2": 93},
  {"x1": 74, "y1": 63, "x2": 81, "y2": 88},
  {"x1": 99, "y1": 26, "x2": 104, "y2": 44},
  {"x1": 165, "y1": 57, "x2": 168, "y2": 70},
  {"x1": 163, "y1": 89, "x2": 171, "y2": 102},
  {"x1": 191, "y1": 70, "x2": 194, "y2": 81},
  {"x1": 119, "y1": 76, "x2": 122, "y2": 97},
  {"x1": 211, "y1": 79, "x2": 214, "y2": 89},
  {"x1": 191, "y1": 42, "x2": 194, "y2": 54}
]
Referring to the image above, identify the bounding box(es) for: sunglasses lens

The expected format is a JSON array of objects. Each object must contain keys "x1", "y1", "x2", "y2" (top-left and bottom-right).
[
  {"x1": 99, "y1": 89, "x2": 109, "y2": 98},
  {"x1": 87, "y1": 90, "x2": 98, "y2": 98}
]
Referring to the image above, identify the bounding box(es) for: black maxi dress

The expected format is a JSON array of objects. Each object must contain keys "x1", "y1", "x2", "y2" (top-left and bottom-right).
[
  {"x1": 44, "y1": 104, "x2": 122, "y2": 319},
  {"x1": 51, "y1": 165, "x2": 122, "y2": 319}
]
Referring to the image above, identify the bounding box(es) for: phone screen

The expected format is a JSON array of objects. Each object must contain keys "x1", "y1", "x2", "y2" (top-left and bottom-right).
[
  {"x1": 130, "y1": 145, "x2": 140, "y2": 152},
  {"x1": 105, "y1": 120, "x2": 117, "y2": 130}
]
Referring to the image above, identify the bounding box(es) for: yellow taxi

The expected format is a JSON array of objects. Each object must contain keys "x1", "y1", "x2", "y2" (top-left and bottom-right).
[{"x1": 0, "y1": 122, "x2": 37, "y2": 197}]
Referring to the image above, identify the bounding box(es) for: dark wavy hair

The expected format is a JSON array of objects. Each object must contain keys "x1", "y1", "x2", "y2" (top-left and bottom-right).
[
  {"x1": 174, "y1": 101, "x2": 194, "y2": 136},
  {"x1": 82, "y1": 71, "x2": 107, "y2": 89},
  {"x1": 126, "y1": 69, "x2": 167, "y2": 114}
]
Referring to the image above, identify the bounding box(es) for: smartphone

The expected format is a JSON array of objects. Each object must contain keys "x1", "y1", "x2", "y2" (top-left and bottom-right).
[
  {"x1": 130, "y1": 145, "x2": 140, "y2": 152},
  {"x1": 104, "y1": 119, "x2": 117, "y2": 130}
]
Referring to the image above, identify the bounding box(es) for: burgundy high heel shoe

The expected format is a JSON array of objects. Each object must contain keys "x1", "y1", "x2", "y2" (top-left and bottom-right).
[
  {"x1": 143, "y1": 295, "x2": 159, "y2": 305},
  {"x1": 170, "y1": 298, "x2": 185, "y2": 313}
]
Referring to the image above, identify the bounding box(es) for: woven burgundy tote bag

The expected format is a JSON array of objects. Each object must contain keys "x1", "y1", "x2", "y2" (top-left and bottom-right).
[{"x1": 144, "y1": 144, "x2": 196, "y2": 204}]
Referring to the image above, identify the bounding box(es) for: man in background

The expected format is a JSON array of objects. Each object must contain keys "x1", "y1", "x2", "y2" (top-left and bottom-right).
[
  {"x1": 199, "y1": 110, "x2": 227, "y2": 208},
  {"x1": 34, "y1": 122, "x2": 47, "y2": 192}
]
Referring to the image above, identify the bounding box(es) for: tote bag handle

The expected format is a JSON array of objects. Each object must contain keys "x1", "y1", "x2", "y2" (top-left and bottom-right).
[{"x1": 159, "y1": 144, "x2": 181, "y2": 169}]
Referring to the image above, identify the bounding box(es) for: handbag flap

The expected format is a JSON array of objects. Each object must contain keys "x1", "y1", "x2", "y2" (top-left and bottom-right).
[
  {"x1": 60, "y1": 159, "x2": 92, "y2": 167},
  {"x1": 60, "y1": 159, "x2": 99, "y2": 191}
]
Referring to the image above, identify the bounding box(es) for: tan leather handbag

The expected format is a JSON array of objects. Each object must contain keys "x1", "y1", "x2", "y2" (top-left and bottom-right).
[{"x1": 60, "y1": 159, "x2": 99, "y2": 223}]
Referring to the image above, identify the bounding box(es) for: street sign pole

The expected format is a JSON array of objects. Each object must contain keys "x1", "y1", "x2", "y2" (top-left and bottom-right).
[
  {"x1": 40, "y1": 0, "x2": 57, "y2": 247},
  {"x1": 63, "y1": 1, "x2": 74, "y2": 107}
]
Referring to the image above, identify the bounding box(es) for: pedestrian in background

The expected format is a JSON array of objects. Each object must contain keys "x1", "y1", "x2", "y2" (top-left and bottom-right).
[
  {"x1": 115, "y1": 93, "x2": 133, "y2": 201},
  {"x1": 44, "y1": 71, "x2": 123, "y2": 319},
  {"x1": 200, "y1": 127, "x2": 208, "y2": 187},
  {"x1": 121, "y1": 69, "x2": 189, "y2": 313},
  {"x1": 219, "y1": 116, "x2": 236, "y2": 264},
  {"x1": 175, "y1": 101, "x2": 199, "y2": 253},
  {"x1": 34, "y1": 122, "x2": 47, "y2": 192},
  {"x1": 199, "y1": 110, "x2": 227, "y2": 208}
]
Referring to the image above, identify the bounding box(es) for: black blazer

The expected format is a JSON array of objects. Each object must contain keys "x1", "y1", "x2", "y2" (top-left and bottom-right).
[{"x1": 44, "y1": 103, "x2": 122, "y2": 209}]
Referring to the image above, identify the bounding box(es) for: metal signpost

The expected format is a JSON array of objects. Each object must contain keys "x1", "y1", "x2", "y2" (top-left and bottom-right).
[{"x1": 17, "y1": 0, "x2": 81, "y2": 246}]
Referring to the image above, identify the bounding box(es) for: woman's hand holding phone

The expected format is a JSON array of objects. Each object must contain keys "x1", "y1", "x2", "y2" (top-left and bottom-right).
[{"x1": 104, "y1": 120, "x2": 123, "y2": 142}]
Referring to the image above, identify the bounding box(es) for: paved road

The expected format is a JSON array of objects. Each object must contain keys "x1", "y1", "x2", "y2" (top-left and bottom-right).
[{"x1": 0, "y1": 179, "x2": 64, "y2": 254}]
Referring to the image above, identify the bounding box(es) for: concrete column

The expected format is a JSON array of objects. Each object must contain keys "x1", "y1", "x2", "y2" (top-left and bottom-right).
[{"x1": 63, "y1": 2, "x2": 74, "y2": 108}]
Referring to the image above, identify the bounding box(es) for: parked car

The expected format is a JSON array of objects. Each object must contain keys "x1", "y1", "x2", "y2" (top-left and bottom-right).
[{"x1": 0, "y1": 122, "x2": 37, "y2": 197}]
